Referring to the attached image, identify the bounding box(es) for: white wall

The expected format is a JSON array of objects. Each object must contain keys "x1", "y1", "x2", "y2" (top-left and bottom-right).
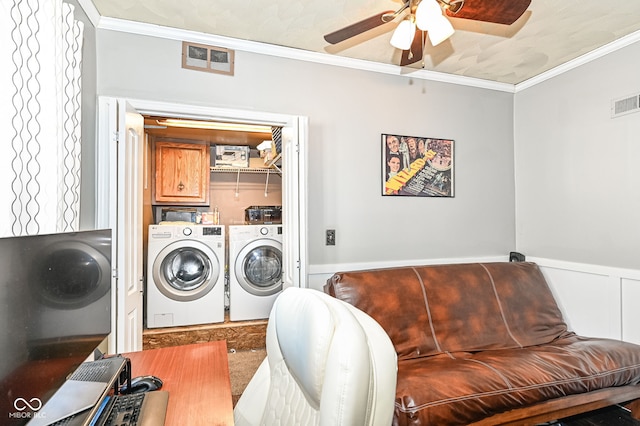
[
  {"x1": 96, "y1": 30, "x2": 516, "y2": 271},
  {"x1": 514, "y1": 40, "x2": 640, "y2": 270},
  {"x1": 514, "y1": 41, "x2": 640, "y2": 342}
]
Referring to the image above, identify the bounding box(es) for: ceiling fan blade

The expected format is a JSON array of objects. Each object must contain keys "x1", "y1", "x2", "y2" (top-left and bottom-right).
[
  {"x1": 324, "y1": 10, "x2": 395, "y2": 44},
  {"x1": 400, "y1": 30, "x2": 424, "y2": 66},
  {"x1": 445, "y1": 0, "x2": 531, "y2": 25}
]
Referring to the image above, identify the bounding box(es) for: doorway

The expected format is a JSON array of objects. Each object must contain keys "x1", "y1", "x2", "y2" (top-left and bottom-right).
[{"x1": 97, "y1": 97, "x2": 308, "y2": 353}]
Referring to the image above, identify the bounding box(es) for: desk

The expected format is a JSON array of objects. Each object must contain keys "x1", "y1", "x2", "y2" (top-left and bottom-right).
[{"x1": 124, "y1": 341, "x2": 234, "y2": 425}]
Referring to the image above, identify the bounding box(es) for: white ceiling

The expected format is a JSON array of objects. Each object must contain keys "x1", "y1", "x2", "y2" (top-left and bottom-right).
[{"x1": 90, "y1": 0, "x2": 640, "y2": 86}]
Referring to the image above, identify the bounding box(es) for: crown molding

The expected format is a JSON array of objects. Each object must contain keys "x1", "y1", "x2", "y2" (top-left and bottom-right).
[
  {"x1": 515, "y1": 29, "x2": 640, "y2": 92},
  {"x1": 97, "y1": 17, "x2": 516, "y2": 93},
  {"x1": 93, "y1": 14, "x2": 640, "y2": 94},
  {"x1": 76, "y1": 0, "x2": 101, "y2": 28}
]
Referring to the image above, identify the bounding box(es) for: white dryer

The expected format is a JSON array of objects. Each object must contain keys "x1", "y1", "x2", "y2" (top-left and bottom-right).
[
  {"x1": 229, "y1": 224, "x2": 283, "y2": 321},
  {"x1": 147, "y1": 224, "x2": 225, "y2": 328}
]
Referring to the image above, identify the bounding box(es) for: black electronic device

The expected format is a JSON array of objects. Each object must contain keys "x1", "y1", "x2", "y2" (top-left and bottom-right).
[
  {"x1": 509, "y1": 251, "x2": 526, "y2": 262},
  {"x1": 121, "y1": 376, "x2": 164, "y2": 394},
  {"x1": 0, "y1": 229, "x2": 112, "y2": 425}
]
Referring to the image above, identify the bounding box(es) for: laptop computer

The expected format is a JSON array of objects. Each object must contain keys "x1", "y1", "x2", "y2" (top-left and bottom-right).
[{"x1": 27, "y1": 356, "x2": 168, "y2": 426}]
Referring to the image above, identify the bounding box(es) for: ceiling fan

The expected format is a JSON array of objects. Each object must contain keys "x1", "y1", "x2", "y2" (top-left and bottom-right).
[{"x1": 324, "y1": 0, "x2": 531, "y2": 66}]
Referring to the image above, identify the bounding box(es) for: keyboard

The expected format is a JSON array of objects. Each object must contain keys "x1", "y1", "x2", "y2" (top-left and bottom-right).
[
  {"x1": 92, "y1": 391, "x2": 169, "y2": 426},
  {"x1": 39, "y1": 357, "x2": 168, "y2": 426}
]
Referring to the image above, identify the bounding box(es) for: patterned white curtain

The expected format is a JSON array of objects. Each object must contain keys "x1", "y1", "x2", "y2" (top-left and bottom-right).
[{"x1": 0, "y1": 0, "x2": 83, "y2": 237}]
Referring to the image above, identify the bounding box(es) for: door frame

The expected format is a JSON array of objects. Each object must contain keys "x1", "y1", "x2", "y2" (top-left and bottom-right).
[{"x1": 96, "y1": 97, "x2": 308, "y2": 353}]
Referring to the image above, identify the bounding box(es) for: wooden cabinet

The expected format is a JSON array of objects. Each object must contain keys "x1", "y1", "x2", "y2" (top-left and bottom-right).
[{"x1": 153, "y1": 141, "x2": 210, "y2": 205}]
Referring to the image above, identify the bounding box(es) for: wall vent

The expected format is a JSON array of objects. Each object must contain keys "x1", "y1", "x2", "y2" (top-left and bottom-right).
[{"x1": 611, "y1": 93, "x2": 640, "y2": 118}]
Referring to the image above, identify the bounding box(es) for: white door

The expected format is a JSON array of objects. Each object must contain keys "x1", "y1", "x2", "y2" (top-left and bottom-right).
[
  {"x1": 97, "y1": 97, "x2": 144, "y2": 353},
  {"x1": 282, "y1": 117, "x2": 308, "y2": 289}
]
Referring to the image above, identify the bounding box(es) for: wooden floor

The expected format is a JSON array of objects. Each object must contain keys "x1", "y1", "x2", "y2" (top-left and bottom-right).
[{"x1": 143, "y1": 312, "x2": 267, "y2": 351}]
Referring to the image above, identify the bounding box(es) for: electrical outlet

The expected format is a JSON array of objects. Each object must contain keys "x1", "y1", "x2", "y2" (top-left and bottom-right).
[{"x1": 326, "y1": 229, "x2": 336, "y2": 246}]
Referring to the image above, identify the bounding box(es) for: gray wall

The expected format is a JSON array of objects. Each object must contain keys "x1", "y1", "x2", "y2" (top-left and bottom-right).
[
  {"x1": 68, "y1": 0, "x2": 98, "y2": 229},
  {"x1": 96, "y1": 30, "x2": 516, "y2": 267},
  {"x1": 514, "y1": 41, "x2": 640, "y2": 269}
]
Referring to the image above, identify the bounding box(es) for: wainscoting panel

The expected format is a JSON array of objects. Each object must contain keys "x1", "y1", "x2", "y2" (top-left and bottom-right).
[
  {"x1": 532, "y1": 257, "x2": 640, "y2": 345},
  {"x1": 540, "y1": 265, "x2": 621, "y2": 340},
  {"x1": 622, "y1": 278, "x2": 640, "y2": 344}
]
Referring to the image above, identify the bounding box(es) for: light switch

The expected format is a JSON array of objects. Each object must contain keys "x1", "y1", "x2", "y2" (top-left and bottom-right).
[{"x1": 326, "y1": 229, "x2": 335, "y2": 246}]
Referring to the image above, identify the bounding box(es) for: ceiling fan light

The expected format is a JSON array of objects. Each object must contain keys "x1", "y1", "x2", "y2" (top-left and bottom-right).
[
  {"x1": 415, "y1": 0, "x2": 443, "y2": 31},
  {"x1": 427, "y1": 14, "x2": 454, "y2": 46},
  {"x1": 390, "y1": 19, "x2": 416, "y2": 51}
]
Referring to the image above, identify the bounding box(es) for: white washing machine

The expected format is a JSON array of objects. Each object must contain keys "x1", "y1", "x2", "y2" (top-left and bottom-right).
[
  {"x1": 147, "y1": 224, "x2": 225, "y2": 328},
  {"x1": 229, "y1": 224, "x2": 283, "y2": 321}
]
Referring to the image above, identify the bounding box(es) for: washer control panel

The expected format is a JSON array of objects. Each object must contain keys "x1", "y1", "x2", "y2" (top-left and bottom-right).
[{"x1": 202, "y1": 227, "x2": 223, "y2": 236}]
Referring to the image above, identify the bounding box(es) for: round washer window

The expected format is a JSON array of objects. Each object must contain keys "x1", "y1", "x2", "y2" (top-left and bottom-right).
[
  {"x1": 161, "y1": 248, "x2": 212, "y2": 292},
  {"x1": 242, "y1": 246, "x2": 282, "y2": 289}
]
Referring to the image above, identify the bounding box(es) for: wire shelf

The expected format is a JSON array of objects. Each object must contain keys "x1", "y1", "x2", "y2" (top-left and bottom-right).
[{"x1": 210, "y1": 166, "x2": 281, "y2": 175}]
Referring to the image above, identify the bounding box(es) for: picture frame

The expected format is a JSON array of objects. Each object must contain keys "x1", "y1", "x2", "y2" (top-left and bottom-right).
[
  {"x1": 382, "y1": 133, "x2": 454, "y2": 197},
  {"x1": 182, "y1": 41, "x2": 235, "y2": 76}
]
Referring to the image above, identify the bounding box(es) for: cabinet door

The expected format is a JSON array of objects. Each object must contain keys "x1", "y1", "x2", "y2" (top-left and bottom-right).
[{"x1": 153, "y1": 141, "x2": 210, "y2": 205}]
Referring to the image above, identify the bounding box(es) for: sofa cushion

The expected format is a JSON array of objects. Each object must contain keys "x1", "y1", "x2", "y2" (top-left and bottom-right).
[
  {"x1": 394, "y1": 335, "x2": 640, "y2": 425},
  {"x1": 325, "y1": 262, "x2": 568, "y2": 360}
]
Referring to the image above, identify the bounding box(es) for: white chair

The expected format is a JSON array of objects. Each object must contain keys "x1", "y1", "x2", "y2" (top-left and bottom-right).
[{"x1": 234, "y1": 287, "x2": 398, "y2": 426}]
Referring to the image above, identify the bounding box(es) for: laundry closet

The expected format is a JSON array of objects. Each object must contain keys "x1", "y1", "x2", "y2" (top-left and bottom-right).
[{"x1": 142, "y1": 115, "x2": 284, "y2": 329}]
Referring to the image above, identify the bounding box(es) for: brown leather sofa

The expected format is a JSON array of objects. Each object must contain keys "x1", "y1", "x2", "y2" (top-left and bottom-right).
[{"x1": 324, "y1": 262, "x2": 640, "y2": 425}]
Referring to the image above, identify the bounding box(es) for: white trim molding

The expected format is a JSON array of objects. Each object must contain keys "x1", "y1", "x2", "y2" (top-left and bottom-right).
[
  {"x1": 514, "y1": 29, "x2": 640, "y2": 92},
  {"x1": 307, "y1": 255, "x2": 507, "y2": 291},
  {"x1": 96, "y1": 16, "x2": 515, "y2": 93},
  {"x1": 76, "y1": 0, "x2": 101, "y2": 27},
  {"x1": 90, "y1": 14, "x2": 640, "y2": 94},
  {"x1": 78, "y1": 0, "x2": 640, "y2": 94}
]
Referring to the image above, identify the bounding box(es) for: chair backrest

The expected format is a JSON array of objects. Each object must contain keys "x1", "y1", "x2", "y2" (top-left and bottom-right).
[{"x1": 234, "y1": 287, "x2": 397, "y2": 426}]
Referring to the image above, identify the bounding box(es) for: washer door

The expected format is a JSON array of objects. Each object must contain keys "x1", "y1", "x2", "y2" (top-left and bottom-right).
[
  {"x1": 235, "y1": 239, "x2": 283, "y2": 297},
  {"x1": 152, "y1": 240, "x2": 220, "y2": 302}
]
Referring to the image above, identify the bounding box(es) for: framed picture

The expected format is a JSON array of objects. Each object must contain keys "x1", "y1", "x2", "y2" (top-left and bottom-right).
[
  {"x1": 182, "y1": 41, "x2": 234, "y2": 75},
  {"x1": 382, "y1": 134, "x2": 454, "y2": 197}
]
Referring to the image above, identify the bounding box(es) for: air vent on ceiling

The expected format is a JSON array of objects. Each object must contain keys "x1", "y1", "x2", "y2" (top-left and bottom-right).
[{"x1": 611, "y1": 93, "x2": 640, "y2": 118}]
